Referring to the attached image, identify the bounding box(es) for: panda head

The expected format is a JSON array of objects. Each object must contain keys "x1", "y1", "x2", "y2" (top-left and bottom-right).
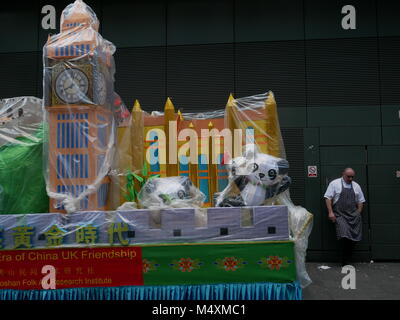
[
  {"x1": 234, "y1": 144, "x2": 290, "y2": 187},
  {"x1": 245, "y1": 154, "x2": 280, "y2": 186}
]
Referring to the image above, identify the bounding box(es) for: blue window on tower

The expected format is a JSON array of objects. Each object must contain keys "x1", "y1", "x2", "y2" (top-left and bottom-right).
[
  {"x1": 97, "y1": 124, "x2": 107, "y2": 149},
  {"x1": 198, "y1": 154, "x2": 210, "y2": 203},
  {"x1": 97, "y1": 183, "x2": 109, "y2": 208},
  {"x1": 56, "y1": 154, "x2": 88, "y2": 179},
  {"x1": 56, "y1": 119, "x2": 88, "y2": 149}
]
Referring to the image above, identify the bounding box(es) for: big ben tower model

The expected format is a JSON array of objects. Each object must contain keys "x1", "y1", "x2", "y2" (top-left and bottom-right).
[{"x1": 43, "y1": 0, "x2": 115, "y2": 213}]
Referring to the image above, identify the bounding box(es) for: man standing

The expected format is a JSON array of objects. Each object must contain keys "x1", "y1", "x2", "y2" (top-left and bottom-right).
[{"x1": 324, "y1": 168, "x2": 366, "y2": 266}]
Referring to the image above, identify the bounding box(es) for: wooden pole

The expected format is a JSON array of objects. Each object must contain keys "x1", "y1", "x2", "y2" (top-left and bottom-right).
[
  {"x1": 132, "y1": 99, "x2": 144, "y2": 172},
  {"x1": 225, "y1": 93, "x2": 238, "y2": 161},
  {"x1": 225, "y1": 93, "x2": 236, "y2": 133},
  {"x1": 264, "y1": 92, "x2": 281, "y2": 158}
]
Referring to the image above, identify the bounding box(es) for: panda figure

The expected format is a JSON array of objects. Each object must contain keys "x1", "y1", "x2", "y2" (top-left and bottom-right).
[
  {"x1": 138, "y1": 176, "x2": 205, "y2": 209},
  {"x1": 215, "y1": 144, "x2": 291, "y2": 207}
]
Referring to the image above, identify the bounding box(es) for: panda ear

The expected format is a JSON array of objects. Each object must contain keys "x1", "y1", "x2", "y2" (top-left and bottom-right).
[{"x1": 180, "y1": 176, "x2": 192, "y2": 191}]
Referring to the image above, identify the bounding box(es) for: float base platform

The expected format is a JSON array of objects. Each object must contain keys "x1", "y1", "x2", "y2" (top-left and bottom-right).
[
  {"x1": 0, "y1": 281, "x2": 302, "y2": 300},
  {"x1": 0, "y1": 241, "x2": 300, "y2": 300}
]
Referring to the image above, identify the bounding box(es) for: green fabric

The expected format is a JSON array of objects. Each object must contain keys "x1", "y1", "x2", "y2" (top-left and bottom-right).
[
  {"x1": 0, "y1": 125, "x2": 48, "y2": 214},
  {"x1": 141, "y1": 241, "x2": 296, "y2": 285}
]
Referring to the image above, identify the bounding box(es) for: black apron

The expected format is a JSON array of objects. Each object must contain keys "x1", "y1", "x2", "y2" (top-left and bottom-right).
[{"x1": 332, "y1": 180, "x2": 362, "y2": 241}]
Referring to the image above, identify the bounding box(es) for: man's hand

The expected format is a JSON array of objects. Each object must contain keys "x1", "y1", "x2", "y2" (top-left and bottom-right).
[{"x1": 325, "y1": 198, "x2": 336, "y2": 223}]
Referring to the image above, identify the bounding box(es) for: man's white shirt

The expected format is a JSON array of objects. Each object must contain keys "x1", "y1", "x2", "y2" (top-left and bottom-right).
[{"x1": 324, "y1": 177, "x2": 366, "y2": 205}]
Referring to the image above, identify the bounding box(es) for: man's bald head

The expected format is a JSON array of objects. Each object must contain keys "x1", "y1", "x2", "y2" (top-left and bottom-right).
[{"x1": 342, "y1": 168, "x2": 355, "y2": 183}]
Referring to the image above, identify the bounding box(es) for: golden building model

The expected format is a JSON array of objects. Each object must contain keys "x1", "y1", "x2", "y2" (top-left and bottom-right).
[{"x1": 117, "y1": 92, "x2": 282, "y2": 207}]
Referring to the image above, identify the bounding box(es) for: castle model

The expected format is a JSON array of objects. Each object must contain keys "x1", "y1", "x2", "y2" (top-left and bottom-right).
[{"x1": 118, "y1": 92, "x2": 283, "y2": 207}]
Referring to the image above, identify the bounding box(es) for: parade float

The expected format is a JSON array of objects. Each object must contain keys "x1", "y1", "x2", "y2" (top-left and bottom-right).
[{"x1": 0, "y1": 0, "x2": 312, "y2": 300}]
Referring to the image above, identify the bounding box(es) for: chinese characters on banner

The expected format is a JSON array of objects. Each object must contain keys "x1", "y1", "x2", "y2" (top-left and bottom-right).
[{"x1": 0, "y1": 222, "x2": 132, "y2": 250}]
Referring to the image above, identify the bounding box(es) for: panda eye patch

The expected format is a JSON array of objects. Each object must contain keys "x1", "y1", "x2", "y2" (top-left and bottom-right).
[
  {"x1": 177, "y1": 190, "x2": 186, "y2": 199},
  {"x1": 268, "y1": 169, "x2": 277, "y2": 180},
  {"x1": 252, "y1": 163, "x2": 259, "y2": 172}
]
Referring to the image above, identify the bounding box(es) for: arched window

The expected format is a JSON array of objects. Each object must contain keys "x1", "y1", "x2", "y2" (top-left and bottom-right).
[
  {"x1": 246, "y1": 126, "x2": 255, "y2": 144},
  {"x1": 198, "y1": 154, "x2": 210, "y2": 203},
  {"x1": 148, "y1": 131, "x2": 160, "y2": 174}
]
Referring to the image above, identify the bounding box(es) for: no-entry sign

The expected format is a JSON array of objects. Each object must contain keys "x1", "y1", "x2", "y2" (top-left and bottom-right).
[{"x1": 307, "y1": 166, "x2": 318, "y2": 178}]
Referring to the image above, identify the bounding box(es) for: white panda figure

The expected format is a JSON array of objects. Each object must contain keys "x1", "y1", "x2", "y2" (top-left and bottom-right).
[
  {"x1": 215, "y1": 144, "x2": 291, "y2": 207},
  {"x1": 138, "y1": 176, "x2": 205, "y2": 209}
]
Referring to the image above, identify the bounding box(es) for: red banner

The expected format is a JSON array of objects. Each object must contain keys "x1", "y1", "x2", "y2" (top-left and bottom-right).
[{"x1": 0, "y1": 247, "x2": 143, "y2": 290}]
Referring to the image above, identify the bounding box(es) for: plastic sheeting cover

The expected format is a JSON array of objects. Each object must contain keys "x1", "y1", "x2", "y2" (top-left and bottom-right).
[{"x1": 0, "y1": 97, "x2": 48, "y2": 214}]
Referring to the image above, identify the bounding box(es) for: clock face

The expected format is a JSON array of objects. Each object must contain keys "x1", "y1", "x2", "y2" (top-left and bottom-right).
[
  {"x1": 94, "y1": 72, "x2": 106, "y2": 105},
  {"x1": 55, "y1": 69, "x2": 89, "y2": 104}
]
